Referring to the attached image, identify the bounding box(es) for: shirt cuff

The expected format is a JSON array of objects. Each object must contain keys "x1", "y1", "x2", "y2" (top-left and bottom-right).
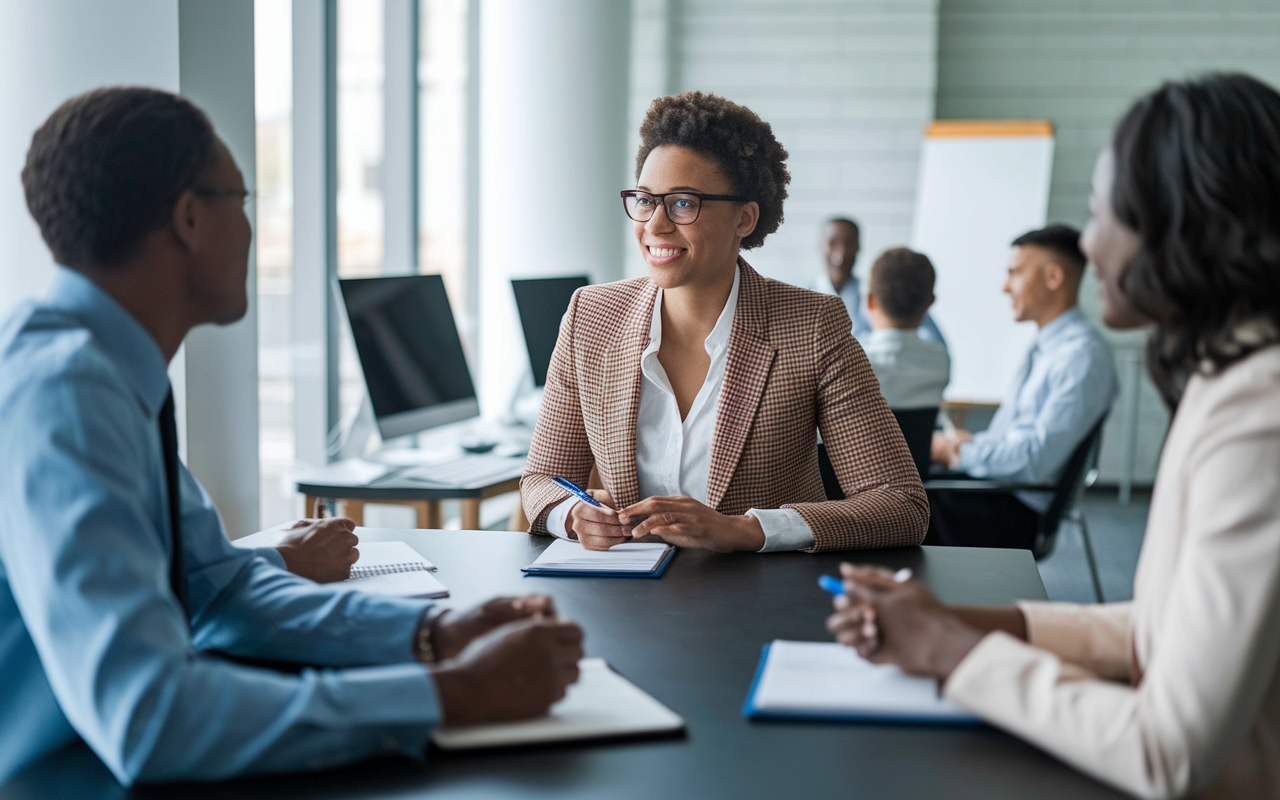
[
  {"x1": 747, "y1": 508, "x2": 816, "y2": 552},
  {"x1": 254, "y1": 546, "x2": 287, "y2": 570},
  {"x1": 545, "y1": 497, "x2": 579, "y2": 540}
]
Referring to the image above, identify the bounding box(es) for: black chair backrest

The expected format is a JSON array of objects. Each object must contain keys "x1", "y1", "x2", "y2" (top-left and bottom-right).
[
  {"x1": 1033, "y1": 414, "x2": 1107, "y2": 558},
  {"x1": 817, "y1": 406, "x2": 938, "y2": 501},
  {"x1": 891, "y1": 407, "x2": 937, "y2": 481}
]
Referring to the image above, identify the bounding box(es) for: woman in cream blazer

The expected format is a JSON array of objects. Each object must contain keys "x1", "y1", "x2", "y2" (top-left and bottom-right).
[{"x1": 828, "y1": 73, "x2": 1280, "y2": 799}]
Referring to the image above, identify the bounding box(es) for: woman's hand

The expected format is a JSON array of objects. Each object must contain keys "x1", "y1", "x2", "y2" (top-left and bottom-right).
[
  {"x1": 565, "y1": 489, "x2": 637, "y2": 551},
  {"x1": 826, "y1": 562, "x2": 984, "y2": 680},
  {"x1": 617, "y1": 496, "x2": 766, "y2": 553}
]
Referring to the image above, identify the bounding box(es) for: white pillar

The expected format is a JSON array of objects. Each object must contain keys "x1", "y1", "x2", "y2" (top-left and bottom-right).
[
  {"x1": 477, "y1": 0, "x2": 631, "y2": 418},
  {"x1": 384, "y1": 0, "x2": 419, "y2": 276},
  {"x1": 0, "y1": 0, "x2": 178, "y2": 316},
  {"x1": 178, "y1": 0, "x2": 260, "y2": 537},
  {"x1": 293, "y1": 0, "x2": 340, "y2": 466}
]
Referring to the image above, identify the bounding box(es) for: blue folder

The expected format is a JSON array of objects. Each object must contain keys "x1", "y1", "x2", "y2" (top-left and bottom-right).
[
  {"x1": 741, "y1": 642, "x2": 982, "y2": 725},
  {"x1": 521, "y1": 545, "x2": 677, "y2": 579}
]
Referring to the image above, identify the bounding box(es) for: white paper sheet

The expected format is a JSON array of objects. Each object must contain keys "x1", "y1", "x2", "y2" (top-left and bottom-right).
[
  {"x1": 751, "y1": 640, "x2": 977, "y2": 722},
  {"x1": 525, "y1": 539, "x2": 671, "y2": 572},
  {"x1": 432, "y1": 658, "x2": 684, "y2": 749}
]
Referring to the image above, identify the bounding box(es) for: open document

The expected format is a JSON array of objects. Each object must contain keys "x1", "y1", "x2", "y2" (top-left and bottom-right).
[
  {"x1": 744, "y1": 640, "x2": 979, "y2": 724},
  {"x1": 522, "y1": 539, "x2": 676, "y2": 578},
  {"x1": 432, "y1": 658, "x2": 684, "y2": 750}
]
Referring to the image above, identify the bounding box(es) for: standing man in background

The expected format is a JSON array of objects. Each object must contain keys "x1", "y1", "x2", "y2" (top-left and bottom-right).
[{"x1": 808, "y1": 217, "x2": 947, "y2": 348}]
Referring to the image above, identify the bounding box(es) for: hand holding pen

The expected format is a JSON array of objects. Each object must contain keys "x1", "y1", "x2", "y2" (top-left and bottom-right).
[{"x1": 553, "y1": 478, "x2": 638, "y2": 551}]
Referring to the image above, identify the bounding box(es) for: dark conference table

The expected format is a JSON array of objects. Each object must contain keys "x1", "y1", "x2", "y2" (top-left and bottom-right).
[{"x1": 3, "y1": 530, "x2": 1127, "y2": 800}]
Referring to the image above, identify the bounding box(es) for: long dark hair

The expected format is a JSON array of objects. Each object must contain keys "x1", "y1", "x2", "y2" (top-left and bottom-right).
[{"x1": 1111, "y1": 73, "x2": 1280, "y2": 408}]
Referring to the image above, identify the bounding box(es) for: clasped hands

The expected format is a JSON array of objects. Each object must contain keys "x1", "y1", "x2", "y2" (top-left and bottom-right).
[
  {"x1": 565, "y1": 490, "x2": 765, "y2": 553},
  {"x1": 824, "y1": 563, "x2": 984, "y2": 681}
]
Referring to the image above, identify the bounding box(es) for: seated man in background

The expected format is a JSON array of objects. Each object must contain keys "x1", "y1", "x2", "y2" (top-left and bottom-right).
[
  {"x1": 861, "y1": 247, "x2": 950, "y2": 408},
  {"x1": 809, "y1": 217, "x2": 947, "y2": 347},
  {"x1": 0, "y1": 86, "x2": 583, "y2": 785},
  {"x1": 928, "y1": 224, "x2": 1117, "y2": 549}
]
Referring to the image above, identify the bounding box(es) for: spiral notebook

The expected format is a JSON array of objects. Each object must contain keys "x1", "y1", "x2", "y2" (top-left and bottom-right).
[{"x1": 344, "y1": 541, "x2": 448, "y2": 598}]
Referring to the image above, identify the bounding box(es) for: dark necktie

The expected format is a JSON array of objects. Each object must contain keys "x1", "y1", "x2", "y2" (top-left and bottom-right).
[{"x1": 159, "y1": 390, "x2": 190, "y2": 619}]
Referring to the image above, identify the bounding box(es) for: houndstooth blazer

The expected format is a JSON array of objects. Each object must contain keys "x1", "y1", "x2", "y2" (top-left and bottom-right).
[{"x1": 520, "y1": 259, "x2": 929, "y2": 552}]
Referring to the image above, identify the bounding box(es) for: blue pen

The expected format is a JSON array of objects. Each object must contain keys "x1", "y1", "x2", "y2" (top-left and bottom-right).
[
  {"x1": 553, "y1": 477, "x2": 605, "y2": 508},
  {"x1": 818, "y1": 568, "x2": 913, "y2": 596}
]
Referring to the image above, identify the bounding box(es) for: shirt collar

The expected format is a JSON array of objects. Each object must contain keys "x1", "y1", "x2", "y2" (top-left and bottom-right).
[
  {"x1": 1034, "y1": 306, "x2": 1084, "y2": 350},
  {"x1": 45, "y1": 267, "x2": 171, "y2": 417},
  {"x1": 866, "y1": 327, "x2": 919, "y2": 343},
  {"x1": 644, "y1": 265, "x2": 742, "y2": 360}
]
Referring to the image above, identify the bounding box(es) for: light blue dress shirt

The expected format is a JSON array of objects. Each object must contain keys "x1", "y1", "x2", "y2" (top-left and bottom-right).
[
  {"x1": 807, "y1": 271, "x2": 947, "y2": 348},
  {"x1": 957, "y1": 307, "x2": 1118, "y2": 512},
  {"x1": 0, "y1": 268, "x2": 443, "y2": 785}
]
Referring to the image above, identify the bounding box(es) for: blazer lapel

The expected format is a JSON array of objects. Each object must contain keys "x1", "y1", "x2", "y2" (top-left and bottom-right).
[
  {"x1": 598, "y1": 282, "x2": 656, "y2": 508},
  {"x1": 706, "y1": 260, "x2": 776, "y2": 510}
]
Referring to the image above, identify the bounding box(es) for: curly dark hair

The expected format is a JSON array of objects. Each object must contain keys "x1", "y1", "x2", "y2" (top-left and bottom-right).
[
  {"x1": 870, "y1": 248, "x2": 936, "y2": 321},
  {"x1": 1111, "y1": 73, "x2": 1280, "y2": 408},
  {"x1": 23, "y1": 86, "x2": 217, "y2": 269},
  {"x1": 635, "y1": 92, "x2": 790, "y2": 250}
]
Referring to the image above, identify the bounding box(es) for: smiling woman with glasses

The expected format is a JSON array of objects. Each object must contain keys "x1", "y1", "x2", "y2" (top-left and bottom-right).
[{"x1": 519, "y1": 91, "x2": 927, "y2": 555}]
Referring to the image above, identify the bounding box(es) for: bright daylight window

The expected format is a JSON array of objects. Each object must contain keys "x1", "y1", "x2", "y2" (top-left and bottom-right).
[{"x1": 255, "y1": 0, "x2": 471, "y2": 528}]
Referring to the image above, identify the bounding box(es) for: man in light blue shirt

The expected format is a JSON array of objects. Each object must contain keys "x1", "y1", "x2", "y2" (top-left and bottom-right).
[
  {"x1": 928, "y1": 225, "x2": 1118, "y2": 549},
  {"x1": 807, "y1": 217, "x2": 947, "y2": 347},
  {"x1": 0, "y1": 87, "x2": 582, "y2": 785}
]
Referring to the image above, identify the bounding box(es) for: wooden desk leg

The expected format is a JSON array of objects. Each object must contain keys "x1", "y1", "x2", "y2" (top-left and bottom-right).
[
  {"x1": 461, "y1": 499, "x2": 481, "y2": 531},
  {"x1": 337, "y1": 499, "x2": 365, "y2": 526},
  {"x1": 413, "y1": 500, "x2": 442, "y2": 529}
]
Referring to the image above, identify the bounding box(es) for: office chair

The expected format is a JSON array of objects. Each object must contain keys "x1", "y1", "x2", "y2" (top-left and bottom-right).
[
  {"x1": 817, "y1": 406, "x2": 938, "y2": 502},
  {"x1": 922, "y1": 416, "x2": 1108, "y2": 601}
]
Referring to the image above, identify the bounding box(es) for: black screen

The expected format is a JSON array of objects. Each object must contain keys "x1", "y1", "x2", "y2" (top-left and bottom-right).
[
  {"x1": 511, "y1": 276, "x2": 589, "y2": 387},
  {"x1": 339, "y1": 275, "x2": 476, "y2": 419}
]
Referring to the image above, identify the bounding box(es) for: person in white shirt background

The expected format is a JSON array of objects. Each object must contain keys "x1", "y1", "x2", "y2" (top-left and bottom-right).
[
  {"x1": 808, "y1": 218, "x2": 947, "y2": 348},
  {"x1": 928, "y1": 224, "x2": 1118, "y2": 549},
  {"x1": 860, "y1": 247, "x2": 950, "y2": 409}
]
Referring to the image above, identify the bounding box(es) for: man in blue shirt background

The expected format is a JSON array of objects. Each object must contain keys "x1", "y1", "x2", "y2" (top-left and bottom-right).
[
  {"x1": 927, "y1": 225, "x2": 1118, "y2": 549},
  {"x1": 0, "y1": 87, "x2": 583, "y2": 785}
]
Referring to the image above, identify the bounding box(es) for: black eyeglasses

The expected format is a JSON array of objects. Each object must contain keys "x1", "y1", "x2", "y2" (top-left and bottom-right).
[
  {"x1": 620, "y1": 190, "x2": 746, "y2": 225},
  {"x1": 192, "y1": 187, "x2": 251, "y2": 207}
]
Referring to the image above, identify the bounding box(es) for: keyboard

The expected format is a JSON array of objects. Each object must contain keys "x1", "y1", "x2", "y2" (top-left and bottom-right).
[{"x1": 387, "y1": 455, "x2": 525, "y2": 488}]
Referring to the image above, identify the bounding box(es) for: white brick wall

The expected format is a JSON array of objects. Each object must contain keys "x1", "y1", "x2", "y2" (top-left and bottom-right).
[
  {"x1": 628, "y1": 0, "x2": 939, "y2": 287},
  {"x1": 937, "y1": 0, "x2": 1280, "y2": 483}
]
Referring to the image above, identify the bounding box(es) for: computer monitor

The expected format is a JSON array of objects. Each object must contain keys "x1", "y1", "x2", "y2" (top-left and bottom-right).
[
  {"x1": 511, "y1": 276, "x2": 589, "y2": 387},
  {"x1": 339, "y1": 274, "x2": 479, "y2": 440}
]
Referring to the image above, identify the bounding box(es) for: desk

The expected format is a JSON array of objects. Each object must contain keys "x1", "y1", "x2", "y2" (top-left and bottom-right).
[
  {"x1": 4, "y1": 532, "x2": 1126, "y2": 800},
  {"x1": 298, "y1": 475, "x2": 522, "y2": 530}
]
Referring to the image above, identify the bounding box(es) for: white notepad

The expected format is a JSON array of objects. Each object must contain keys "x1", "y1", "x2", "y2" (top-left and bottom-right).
[
  {"x1": 344, "y1": 541, "x2": 447, "y2": 598},
  {"x1": 746, "y1": 640, "x2": 978, "y2": 724},
  {"x1": 432, "y1": 658, "x2": 685, "y2": 750},
  {"x1": 524, "y1": 539, "x2": 673, "y2": 573}
]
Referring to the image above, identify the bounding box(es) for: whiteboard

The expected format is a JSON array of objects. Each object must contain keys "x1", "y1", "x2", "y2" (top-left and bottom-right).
[{"x1": 910, "y1": 122, "x2": 1055, "y2": 402}]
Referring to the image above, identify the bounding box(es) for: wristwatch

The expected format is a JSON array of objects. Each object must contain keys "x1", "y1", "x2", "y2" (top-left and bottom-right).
[{"x1": 412, "y1": 609, "x2": 438, "y2": 664}]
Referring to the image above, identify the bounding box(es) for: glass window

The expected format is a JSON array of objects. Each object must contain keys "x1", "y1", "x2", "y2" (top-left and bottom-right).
[
  {"x1": 418, "y1": 0, "x2": 470, "y2": 348},
  {"x1": 254, "y1": 0, "x2": 298, "y2": 528}
]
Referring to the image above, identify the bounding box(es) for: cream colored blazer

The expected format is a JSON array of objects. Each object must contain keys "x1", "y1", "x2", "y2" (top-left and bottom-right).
[{"x1": 945, "y1": 345, "x2": 1280, "y2": 799}]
